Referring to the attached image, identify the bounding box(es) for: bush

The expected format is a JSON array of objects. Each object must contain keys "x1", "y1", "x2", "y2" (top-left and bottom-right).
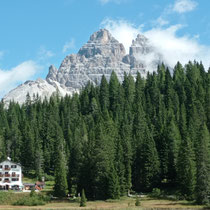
[
  {"x1": 135, "y1": 197, "x2": 141, "y2": 206},
  {"x1": 13, "y1": 193, "x2": 50, "y2": 206},
  {"x1": 150, "y1": 188, "x2": 162, "y2": 198},
  {"x1": 13, "y1": 196, "x2": 46, "y2": 206},
  {"x1": 30, "y1": 188, "x2": 36, "y2": 197}
]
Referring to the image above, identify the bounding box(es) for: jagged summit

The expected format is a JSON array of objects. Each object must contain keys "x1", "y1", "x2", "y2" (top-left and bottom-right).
[
  {"x1": 130, "y1": 34, "x2": 152, "y2": 55},
  {"x1": 89, "y1": 29, "x2": 116, "y2": 44},
  {"x1": 46, "y1": 65, "x2": 58, "y2": 82},
  {"x1": 78, "y1": 28, "x2": 125, "y2": 59},
  {"x1": 3, "y1": 29, "x2": 163, "y2": 106}
]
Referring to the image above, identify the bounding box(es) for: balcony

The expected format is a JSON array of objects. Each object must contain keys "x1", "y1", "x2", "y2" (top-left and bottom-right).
[
  {"x1": 12, "y1": 174, "x2": 19, "y2": 177},
  {"x1": 4, "y1": 168, "x2": 11, "y2": 171},
  {"x1": 0, "y1": 174, "x2": 3, "y2": 177},
  {"x1": 5, "y1": 174, "x2": 10, "y2": 177},
  {"x1": 3, "y1": 180, "x2": 10, "y2": 183}
]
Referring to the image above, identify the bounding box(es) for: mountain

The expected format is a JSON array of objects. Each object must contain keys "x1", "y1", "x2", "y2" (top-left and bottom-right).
[{"x1": 3, "y1": 29, "x2": 162, "y2": 105}]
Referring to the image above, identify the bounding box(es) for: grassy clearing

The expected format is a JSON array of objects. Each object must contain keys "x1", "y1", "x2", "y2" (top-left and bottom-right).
[
  {"x1": 0, "y1": 195, "x2": 206, "y2": 209},
  {"x1": 22, "y1": 176, "x2": 37, "y2": 184},
  {"x1": 0, "y1": 176, "x2": 206, "y2": 209}
]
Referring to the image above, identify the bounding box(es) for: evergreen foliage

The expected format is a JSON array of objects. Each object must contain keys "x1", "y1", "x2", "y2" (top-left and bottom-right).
[{"x1": 0, "y1": 61, "x2": 209, "y2": 200}]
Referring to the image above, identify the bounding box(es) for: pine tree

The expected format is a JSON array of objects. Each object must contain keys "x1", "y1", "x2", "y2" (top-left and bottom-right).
[
  {"x1": 99, "y1": 75, "x2": 109, "y2": 111},
  {"x1": 166, "y1": 112, "x2": 181, "y2": 185},
  {"x1": 109, "y1": 71, "x2": 120, "y2": 117},
  {"x1": 195, "y1": 123, "x2": 210, "y2": 204},
  {"x1": 133, "y1": 104, "x2": 160, "y2": 192},
  {"x1": 21, "y1": 123, "x2": 35, "y2": 173},
  {"x1": 53, "y1": 124, "x2": 68, "y2": 198},
  {"x1": 0, "y1": 134, "x2": 6, "y2": 161},
  {"x1": 107, "y1": 162, "x2": 120, "y2": 199},
  {"x1": 177, "y1": 135, "x2": 196, "y2": 200}
]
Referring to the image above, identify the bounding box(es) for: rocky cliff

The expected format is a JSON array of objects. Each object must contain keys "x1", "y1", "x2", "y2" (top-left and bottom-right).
[{"x1": 3, "y1": 29, "x2": 162, "y2": 105}]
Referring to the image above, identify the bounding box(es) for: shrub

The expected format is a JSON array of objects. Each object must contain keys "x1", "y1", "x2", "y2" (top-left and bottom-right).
[
  {"x1": 135, "y1": 197, "x2": 141, "y2": 206},
  {"x1": 30, "y1": 188, "x2": 36, "y2": 197},
  {"x1": 13, "y1": 193, "x2": 50, "y2": 206},
  {"x1": 13, "y1": 196, "x2": 46, "y2": 206},
  {"x1": 150, "y1": 188, "x2": 162, "y2": 198}
]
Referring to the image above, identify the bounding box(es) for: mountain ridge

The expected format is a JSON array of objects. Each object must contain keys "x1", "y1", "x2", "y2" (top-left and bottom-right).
[{"x1": 3, "y1": 29, "x2": 162, "y2": 105}]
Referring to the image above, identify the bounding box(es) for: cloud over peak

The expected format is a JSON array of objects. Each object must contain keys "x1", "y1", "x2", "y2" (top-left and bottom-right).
[
  {"x1": 101, "y1": 18, "x2": 143, "y2": 53},
  {"x1": 101, "y1": 18, "x2": 210, "y2": 70}
]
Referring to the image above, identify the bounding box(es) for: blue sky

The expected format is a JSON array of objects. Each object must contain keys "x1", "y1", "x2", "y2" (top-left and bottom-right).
[{"x1": 0, "y1": 0, "x2": 210, "y2": 97}]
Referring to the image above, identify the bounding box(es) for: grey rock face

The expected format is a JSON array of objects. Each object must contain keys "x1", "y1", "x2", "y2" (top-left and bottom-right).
[{"x1": 3, "y1": 29, "x2": 163, "y2": 105}]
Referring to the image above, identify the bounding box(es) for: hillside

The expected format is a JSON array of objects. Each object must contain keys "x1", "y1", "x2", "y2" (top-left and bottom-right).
[{"x1": 0, "y1": 61, "x2": 209, "y2": 204}]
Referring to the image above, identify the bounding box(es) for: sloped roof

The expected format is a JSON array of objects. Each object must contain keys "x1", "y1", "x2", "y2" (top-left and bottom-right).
[{"x1": 0, "y1": 159, "x2": 21, "y2": 166}]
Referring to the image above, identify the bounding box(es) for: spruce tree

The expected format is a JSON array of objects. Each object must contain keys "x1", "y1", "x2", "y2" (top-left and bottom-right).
[
  {"x1": 0, "y1": 135, "x2": 6, "y2": 161},
  {"x1": 195, "y1": 123, "x2": 210, "y2": 204},
  {"x1": 99, "y1": 75, "x2": 109, "y2": 111},
  {"x1": 166, "y1": 112, "x2": 181, "y2": 185},
  {"x1": 107, "y1": 163, "x2": 120, "y2": 199},
  {"x1": 133, "y1": 104, "x2": 160, "y2": 192},
  {"x1": 53, "y1": 124, "x2": 68, "y2": 198},
  {"x1": 177, "y1": 135, "x2": 196, "y2": 200},
  {"x1": 109, "y1": 71, "x2": 120, "y2": 116}
]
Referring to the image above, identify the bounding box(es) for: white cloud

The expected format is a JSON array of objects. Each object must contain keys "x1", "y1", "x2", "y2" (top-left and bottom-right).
[
  {"x1": 101, "y1": 18, "x2": 143, "y2": 53},
  {"x1": 38, "y1": 46, "x2": 54, "y2": 61},
  {"x1": 62, "y1": 39, "x2": 75, "y2": 53},
  {"x1": 173, "y1": 0, "x2": 197, "y2": 14},
  {"x1": 101, "y1": 18, "x2": 210, "y2": 70},
  {"x1": 144, "y1": 25, "x2": 210, "y2": 69},
  {"x1": 0, "y1": 61, "x2": 41, "y2": 97}
]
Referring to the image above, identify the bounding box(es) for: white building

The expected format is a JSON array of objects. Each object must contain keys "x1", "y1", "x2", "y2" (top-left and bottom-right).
[{"x1": 0, "y1": 157, "x2": 23, "y2": 190}]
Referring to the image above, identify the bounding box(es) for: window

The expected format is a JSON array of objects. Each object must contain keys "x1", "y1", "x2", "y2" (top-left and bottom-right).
[
  {"x1": 0, "y1": 178, "x2": 1, "y2": 181},
  {"x1": 5, "y1": 172, "x2": 8, "y2": 175},
  {"x1": 12, "y1": 178, "x2": 19, "y2": 181},
  {"x1": 5, "y1": 165, "x2": 9, "y2": 169},
  {"x1": 11, "y1": 165, "x2": 17, "y2": 168},
  {"x1": 0, "y1": 165, "x2": 2, "y2": 168}
]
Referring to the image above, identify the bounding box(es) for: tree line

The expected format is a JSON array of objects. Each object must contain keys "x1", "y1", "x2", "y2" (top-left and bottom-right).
[{"x1": 0, "y1": 61, "x2": 209, "y2": 204}]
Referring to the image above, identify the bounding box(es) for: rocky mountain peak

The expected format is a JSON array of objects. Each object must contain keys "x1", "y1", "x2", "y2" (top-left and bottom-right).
[
  {"x1": 132, "y1": 34, "x2": 149, "y2": 46},
  {"x1": 46, "y1": 65, "x2": 58, "y2": 82},
  {"x1": 3, "y1": 29, "x2": 164, "y2": 106},
  {"x1": 89, "y1": 29, "x2": 114, "y2": 44},
  {"x1": 130, "y1": 34, "x2": 152, "y2": 56},
  {"x1": 78, "y1": 29, "x2": 125, "y2": 59}
]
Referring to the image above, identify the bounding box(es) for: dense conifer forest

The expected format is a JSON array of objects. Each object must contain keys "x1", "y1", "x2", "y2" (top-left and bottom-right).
[{"x1": 0, "y1": 61, "x2": 209, "y2": 204}]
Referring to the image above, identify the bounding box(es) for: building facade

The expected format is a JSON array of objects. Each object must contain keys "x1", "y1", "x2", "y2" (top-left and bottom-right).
[{"x1": 0, "y1": 158, "x2": 23, "y2": 190}]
